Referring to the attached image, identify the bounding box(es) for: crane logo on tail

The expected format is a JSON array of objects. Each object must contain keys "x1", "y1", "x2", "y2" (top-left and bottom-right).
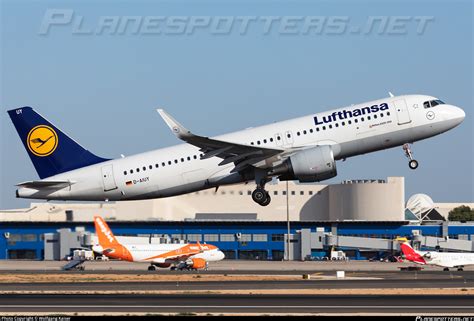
[{"x1": 27, "y1": 125, "x2": 58, "y2": 157}]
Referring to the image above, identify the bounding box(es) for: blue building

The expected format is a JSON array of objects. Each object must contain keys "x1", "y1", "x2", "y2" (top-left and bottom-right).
[{"x1": 1, "y1": 220, "x2": 473, "y2": 261}]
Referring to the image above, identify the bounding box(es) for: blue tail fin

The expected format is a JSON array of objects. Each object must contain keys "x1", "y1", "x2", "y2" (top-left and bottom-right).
[{"x1": 7, "y1": 106, "x2": 109, "y2": 179}]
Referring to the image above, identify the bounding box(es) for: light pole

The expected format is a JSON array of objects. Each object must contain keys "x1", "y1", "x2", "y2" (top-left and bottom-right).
[{"x1": 286, "y1": 180, "x2": 290, "y2": 261}]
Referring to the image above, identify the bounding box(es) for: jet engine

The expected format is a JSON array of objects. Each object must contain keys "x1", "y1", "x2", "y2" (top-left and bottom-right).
[
  {"x1": 188, "y1": 258, "x2": 207, "y2": 270},
  {"x1": 283, "y1": 145, "x2": 337, "y2": 182},
  {"x1": 423, "y1": 252, "x2": 432, "y2": 259}
]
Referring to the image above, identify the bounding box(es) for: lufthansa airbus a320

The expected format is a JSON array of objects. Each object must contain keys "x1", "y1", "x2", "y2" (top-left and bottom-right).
[{"x1": 7, "y1": 94, "x2": 465, "y2": 206}]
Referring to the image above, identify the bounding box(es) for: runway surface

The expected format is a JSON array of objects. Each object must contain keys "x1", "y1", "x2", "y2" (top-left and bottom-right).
[
  {"x1": 2, "y1": 260, "x2": 473, "y2": 272},
  {"x1": 1, "y1": 294, "x2": 473, "y2": 313},
  {"x1": 1, "y1": 277, "x2": 473, "y2": 291}
]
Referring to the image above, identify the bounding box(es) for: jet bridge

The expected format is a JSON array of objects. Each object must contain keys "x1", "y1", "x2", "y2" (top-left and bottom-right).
[{"x1": 293, "y1": 227, "x2": 474, "y2": 261}]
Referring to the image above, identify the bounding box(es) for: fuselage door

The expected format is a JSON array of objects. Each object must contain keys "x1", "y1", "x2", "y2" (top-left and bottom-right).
[
  {"x1": 394, "y1": 99, "x2": 412, "y2": 125},
  {"x1": 101, "y1": 164, "x2": 118, "y2": 192}
]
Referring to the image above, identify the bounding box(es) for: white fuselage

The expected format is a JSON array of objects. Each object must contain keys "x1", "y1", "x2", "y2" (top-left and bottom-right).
[
  {"x1": 17, "y1": 94, "x2": 465, "y2": 201},
  {"x1": 416, "y1": 250, "x2": 474, "y2": 268},
  {"x1": 93, "y1": 242, "x2": 225, "y2": 264}
]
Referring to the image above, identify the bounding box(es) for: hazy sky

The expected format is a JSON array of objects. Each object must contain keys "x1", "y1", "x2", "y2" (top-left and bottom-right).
[{"x1": 1, "y1": 0, "x2": 472, "y2": 209}]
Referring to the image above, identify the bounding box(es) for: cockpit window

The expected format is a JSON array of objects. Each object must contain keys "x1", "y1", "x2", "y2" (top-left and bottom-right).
[{"x1": 423, "y1": 99, "x2": 445, "y2": 108}]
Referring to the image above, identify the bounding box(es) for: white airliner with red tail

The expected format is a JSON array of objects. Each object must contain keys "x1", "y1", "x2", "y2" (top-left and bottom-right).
[
  {"x1": 400, "y1": 242, "x2": 474, "y2": 271},
  {"x1": 92, "y1": 216, "x2": 225, "y2": 271},
  {"x1": 7, "y1": 94, "x2": 465, "y2": 206}
]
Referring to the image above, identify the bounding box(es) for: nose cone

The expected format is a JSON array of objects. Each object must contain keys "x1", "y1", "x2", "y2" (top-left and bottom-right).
[
  {"x1": 442, "y1": 105, "x2": 465, "y2": 128},
  {"x1": 453, "y1": 106, "x2": 466, "y2": 121},
  {"x1": 217, "y1": 250, "x2": 225, "y2": 261}
]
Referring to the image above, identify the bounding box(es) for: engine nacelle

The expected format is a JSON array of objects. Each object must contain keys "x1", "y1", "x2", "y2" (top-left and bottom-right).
[
  {"x1": 423, "y1": 252, "x2": 432, "y2": 259},
  {"x1": 189, "y1": 258, "x2": 207, "y2": 269},
  {"x1": 287, "y1": 145, "x2": 337, "y2": 182}
]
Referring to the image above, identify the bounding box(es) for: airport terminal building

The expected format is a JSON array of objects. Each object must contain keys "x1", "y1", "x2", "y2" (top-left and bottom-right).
[{"x1": 1, "y1": 177, "x2": 473, "y2": 261}]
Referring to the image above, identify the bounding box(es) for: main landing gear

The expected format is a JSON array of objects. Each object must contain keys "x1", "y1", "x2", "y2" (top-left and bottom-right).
[
  {"x1": 252, "y1": 170, "x2": 271, "y2": 206},
  {"x1": 403, "y1": 143, "x2": 419, "y2": 170},
  {"x1": 252, "y1": 187, "x2": 271, "y2": 206}
]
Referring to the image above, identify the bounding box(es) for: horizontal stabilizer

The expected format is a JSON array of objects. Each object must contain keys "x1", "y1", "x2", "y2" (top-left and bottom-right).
[{"x1": 17, "y1": 180, "x2": 73, "y2": 190}]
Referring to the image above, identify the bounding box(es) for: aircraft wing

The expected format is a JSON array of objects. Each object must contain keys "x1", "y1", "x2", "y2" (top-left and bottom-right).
[
  {"x1": 16, "y1": 180, "x2": 74, "y2": 190},
  {"x1": 147, "y1": 250, "x2": 204, "y2": 264},
  {"x1": 157, "y1": 109, "x2": 286, "y2": 171}
]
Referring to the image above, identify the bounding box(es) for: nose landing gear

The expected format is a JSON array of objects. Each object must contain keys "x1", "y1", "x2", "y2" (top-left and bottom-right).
[{"x1": 403, "y1": 144, "x2": 419, "y2": 170}]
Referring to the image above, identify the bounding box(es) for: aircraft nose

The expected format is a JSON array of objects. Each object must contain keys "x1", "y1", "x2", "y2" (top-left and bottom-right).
[
  {"x1": 452, "y1": 106, "x2": 466, "y2": 120},
  {"x1": 218, "y1": 251, "x2": 225, "y2": 260}
]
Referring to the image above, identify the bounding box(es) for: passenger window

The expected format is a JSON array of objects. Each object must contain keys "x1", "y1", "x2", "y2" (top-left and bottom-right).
[
  {"x1": 329, "y1": 124, "x2": 332, "y2": 129},
  {"x1": 335, "y1": 123, "x2": 339, "y2": 127},
  {"x1": 136, "y1": 168, "x2": 140, "y2": 172},
  {"x1": 149, "y1": 165, "x2": 152, "y2": 170},
  {"x1": 348, "y1": 120, "x2": 352, "y2": 124},
  {"x1": 174, "y1": 159, "x2": 178, "y2": 164},
  {"x1": 187, "y1": 157, "x2": 191, "y2": 161},
  {"x1": 168, "y1": 161, "x2": 172, "y2": 165},
  {"x1": 130, "y1": 169, "x2": 134, "y2": 174},
  {"x1": 263, "y1": 139, "x2": 267, "y2": 143},
  {"x1": 181, "y1": 158, "x2": 184, "y2": 162},
  {"x1": 155, "y1": 164, "x2": 159, "y2": 168},
  {"x1": 367, "y1": 116, "x2": 371, "y2": 120},
  {"x1": 316, "y1": 127, "x2": 320, "y2": 132},
  {"x1": 270, "y1": 137, "x2": 274, "y2": 142},
  {"x1": 309, "y1": 129, "x2": 313, "y2": 133},
  {"x1": 257, "y1": 141, "x2": 261, "y2": 145},
  {"x1": 297, "y1": 132, "x2": 300, "y2": 136},
  {"x1": 322, "y1": 126, "x2": 326, "y2": 130},
  {"x1": 123, "y1": 171, "x2": 127, "y2": 175},
  {"x1": 303, "y1": 130, "x2": 307, "y2": 134},
  {"x1": 162, "y1": 162, "x2": 165, "y2": 167},
  {"x1": 194, "y1": 155, "x2": 197, "y2": 159},
  {"x1": 277, "y1": 136, "x2": 281, "y2": 140}
]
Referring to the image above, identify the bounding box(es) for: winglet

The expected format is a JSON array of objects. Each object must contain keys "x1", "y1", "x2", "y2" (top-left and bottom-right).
[{"x1": 157, "y1": 109, "x2": 193, "y2": 139}]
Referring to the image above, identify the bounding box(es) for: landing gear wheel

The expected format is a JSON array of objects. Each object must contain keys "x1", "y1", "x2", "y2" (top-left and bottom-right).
[
  {"x1": 443, "y1": 267, "x2": 450, "y2": 272},
  {"x1": 457, "y1": 267, "x2": 464, "y2": 271},
  {"x1": 148, "y1": 265, "x2": 156, "y2": 271},
  {"x1": 403, "y1": 144, "x2": 419, "y2": 170},
  {"x1": 170, "y1": 266, "x2": 177, "y2": 271},
  {"x1": 252, "y1": 188, "x2": 267, "y2": 204},
  {"x1": 260, "y1": 193, "x2": 271, "y2": 206},
  {"x1": 409, "y1": 159, "x2": 419, "y2": 170}
]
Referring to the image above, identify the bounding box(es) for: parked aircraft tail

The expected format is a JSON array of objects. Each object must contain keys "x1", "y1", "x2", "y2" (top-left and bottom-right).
[
  {"x1": 7, "y1": 107, "x2": 109, "y2": 179},
  {"x1": 400, "y1": 242, "x2": 426, "y2": 264},
  {"x1": 93, "y1": 216, "x2": 133, "y2": 261},
  {"x1": 94, "y1": 216, "x2": 120, "y2": 247}
]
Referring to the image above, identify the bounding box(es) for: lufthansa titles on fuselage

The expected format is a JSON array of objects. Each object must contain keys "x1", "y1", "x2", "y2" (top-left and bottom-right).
[{"x1": 314, "y1": 103, "x2": 389, "y2": 126}]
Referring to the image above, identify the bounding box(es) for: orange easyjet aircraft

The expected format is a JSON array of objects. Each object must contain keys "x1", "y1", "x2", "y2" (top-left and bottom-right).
[{"x1": 92, "y1": 216, "x2": 225, "y2": 271}]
